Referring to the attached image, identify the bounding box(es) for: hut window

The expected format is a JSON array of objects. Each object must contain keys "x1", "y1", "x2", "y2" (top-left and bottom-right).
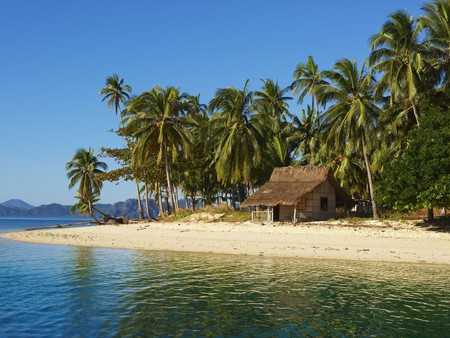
[{"x1": 320, "y1": 197, "x2": 328, "y2": 211}]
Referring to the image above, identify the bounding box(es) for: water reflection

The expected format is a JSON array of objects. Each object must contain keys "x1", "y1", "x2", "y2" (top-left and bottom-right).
[
  {"x1": 110, "y1": 252, "x2": 450, "y2": 337},
  {"x1": 1, "y1": 242, "x2": 449, "y2": 337}
]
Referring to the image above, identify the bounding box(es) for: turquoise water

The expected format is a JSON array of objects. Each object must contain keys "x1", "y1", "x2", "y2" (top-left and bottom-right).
[{"x1": 1, "y1": 218, "x2": 450, "y2": 337}]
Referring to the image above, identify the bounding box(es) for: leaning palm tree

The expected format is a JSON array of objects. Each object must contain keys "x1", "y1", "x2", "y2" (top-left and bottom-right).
[
  {"x1": 209, "y1": 80, "x2": 262, "y2": 189},
  {"x1": 99, "y1": 73, "x2": 132, "y2": 115},
  {"x1": 369, "y1": 10, "x2": 428, "y2": 126},
  {"x1": 420, "y1": 0, "x2": 450, "y2": 88},
  {"x1": 291, "y1": 56, "x2": 327, "y2": 111},
  {"x1": 317, "y1": 58, "x2": 380, "y2": 218},
  {"x1": 66, "y1": 148, "x2": 108, "y2": 223},
  {"x1": 122, "y1": 86, "x2": 192, "y2": 214}
]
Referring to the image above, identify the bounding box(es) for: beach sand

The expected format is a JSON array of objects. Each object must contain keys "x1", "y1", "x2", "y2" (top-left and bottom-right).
[{"x1": 1, "y1": 219, "x2": 449, "y2": 264}]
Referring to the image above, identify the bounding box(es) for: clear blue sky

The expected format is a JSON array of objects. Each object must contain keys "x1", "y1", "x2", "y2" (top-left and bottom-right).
[{"x1": 0, "y1": 0, "x2": 424, "y2": 206}]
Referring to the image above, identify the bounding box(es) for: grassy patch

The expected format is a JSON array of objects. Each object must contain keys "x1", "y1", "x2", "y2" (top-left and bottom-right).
[{"x1": 161, "y1": 204, "x2": 251, "y2": 223}]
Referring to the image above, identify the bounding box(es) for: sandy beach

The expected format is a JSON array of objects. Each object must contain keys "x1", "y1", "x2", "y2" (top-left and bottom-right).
[{"x1": 2, "y1": 219, "x2": 450, "y2": 264}]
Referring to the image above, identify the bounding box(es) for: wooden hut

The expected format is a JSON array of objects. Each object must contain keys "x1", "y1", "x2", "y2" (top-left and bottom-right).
[{"x1": 241, "y1": 166, "x2": 353, "y2": 222}]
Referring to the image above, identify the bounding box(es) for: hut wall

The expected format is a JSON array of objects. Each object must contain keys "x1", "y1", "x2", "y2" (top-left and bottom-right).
[
  {"x1": 311, "y1": 181, "x2": 336, "y2": 220},
  {"x1": 264, "y1": 183, "x2": 338, "y2": 222},
  {"x1": 278, "y1": 195, "x2": 315, "y2": 221},
  {"x1": 279, "y1": 205, "x2": 294, "y2": 221}
]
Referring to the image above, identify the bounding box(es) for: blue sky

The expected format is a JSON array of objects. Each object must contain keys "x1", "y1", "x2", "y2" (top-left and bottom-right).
[{"x1": 0, "y1": 0, "x2": 424, "y2": 206}]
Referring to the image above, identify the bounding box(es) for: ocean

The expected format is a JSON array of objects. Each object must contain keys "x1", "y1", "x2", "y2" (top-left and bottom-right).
[{"x1": 1, "y1": 217, "x2": 449, "y2": 337}]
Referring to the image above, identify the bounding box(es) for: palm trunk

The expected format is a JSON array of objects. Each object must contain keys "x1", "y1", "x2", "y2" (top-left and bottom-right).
[
  {"x1": 144, "y1": 183, "x2": 152, "y2": 220},
  {"x1": 190, "y1": 195, "x2": 196, "y2": 211},
  {"x1": 135, "y1": 180, "x2": 144, "y2": 219},
  {"x1": 173, "y1": 185, "x2": 179, "y2": 211},
  {"x1": 164, "y1": 145, "x2": 174, "y2": 214},
  {"x1": 236, "y1": 184, "x2": 242, "y2": 209},
  {"x1": 231, "y1": 186, "x2": 237, "y2": 210},
  {"x1": 411, "y1": 100, "x2": 420, "y2": 126},
  {"x1": 362, "y1": 137, "x2": 379, "y2": 219},
  {"x1": 92, "y1": 206, "x2": 123, "y2": 224},
  {"x1": 88, "y1": 200, "x2": 101, "y2": 224},
  {"x1": 164, "y1": 188, "x2": 170, "y2": 214},
  {"x1": 157, "y1": 182, "x2": 164, "y2": 217}
]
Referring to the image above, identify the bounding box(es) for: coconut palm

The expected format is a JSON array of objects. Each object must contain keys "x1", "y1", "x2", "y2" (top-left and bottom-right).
[
  {"x1": 291, "y1": 56, "x2": 327, "y2": 111},
  {"x1": 253, "y1": 79, "x2": 292, "y2": 130},
  {"x1": 122, "y1": 86, "x2": 192, "y2": 214},
  {"x1": 369, "y1": 10, "x2": 428, "y2": 126},
  {"x1": 66, "y1": 148, "x2": 108, "y2": 222},
  {"x1": 250, "y1": 80, "x2": 294, "y2": 177},
  {"x1": 99, "y1": 73, "x2": 132, "y2": 115},
  {"x1": 317, "y1": 58, "x2": 380, "y2": 218},
  {"x1": 420, "y1": 0, "x2": 450, "y2": 87},
  {"x1": 289, "y1": 105, "x2": 322, "y2": 165},
  {"x1": 209, "y1": 80, "x2": 262, "y2": 188}
]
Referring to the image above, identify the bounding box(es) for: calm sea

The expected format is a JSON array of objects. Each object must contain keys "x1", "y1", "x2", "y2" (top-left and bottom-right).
[{"x1": 1, "y1": 218, "x2": 449, "y2": 337}]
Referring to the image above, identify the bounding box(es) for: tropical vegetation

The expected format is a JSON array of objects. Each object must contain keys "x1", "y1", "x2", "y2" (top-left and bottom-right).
[
  {"x1": 66, "y1": 148, "x2": 108, "y2": 223},
  {"x1": 69, "y1": 0, "x2": 450, "y2": 221}
]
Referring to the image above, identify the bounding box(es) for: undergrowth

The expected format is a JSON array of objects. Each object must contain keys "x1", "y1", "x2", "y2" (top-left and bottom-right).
[{"x1": 161, "y1": 204, "x2": 251, "y2": 223}]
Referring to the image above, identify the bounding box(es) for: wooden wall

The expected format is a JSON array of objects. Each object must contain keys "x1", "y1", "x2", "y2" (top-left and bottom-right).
[{"x1": 278, "y1": 181, "x2": 337, "y2": 221}]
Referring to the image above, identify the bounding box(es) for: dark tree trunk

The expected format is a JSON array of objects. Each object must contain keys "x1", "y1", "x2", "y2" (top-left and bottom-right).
[
  {"x1": 190, "y1": 195, "x2": 196, "y2": 211},
  {"x1": 427, "y1": 208, "x2": 435, "y2": 222},
  {"x1": 236, "y1": 184, "x2": 242, "y2": 209},
  {"x1": 230, "y1": 187, "x2": 236, "y2": 210}
]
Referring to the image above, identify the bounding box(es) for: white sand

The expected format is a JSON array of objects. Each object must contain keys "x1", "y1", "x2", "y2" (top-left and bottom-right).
[{"x1": 1, "y1": 220, "x2": 450, "y2": 264}]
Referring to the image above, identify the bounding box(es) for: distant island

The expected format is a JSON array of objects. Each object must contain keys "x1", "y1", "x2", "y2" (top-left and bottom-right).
[{"x1": 0, "y1": 199, "x2": 156, "y2": 219}]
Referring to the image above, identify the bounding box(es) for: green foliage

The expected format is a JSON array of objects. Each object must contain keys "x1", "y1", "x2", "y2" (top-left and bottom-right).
[
  {"x1": 99, "y1": 73, "x2": 132, "y2": 115},
  {"x1": 66, "y1": 148, "x2": 107, "y2": 220},
  {"x1": 208, "y1": 80, "x2": 262, "y2": 185},
  {"x1": 89, "y1": 0, "x2": 450, "y2": 219},
  {"x1": 376, "y1": 104, "x2": 450, "y2": 212}
]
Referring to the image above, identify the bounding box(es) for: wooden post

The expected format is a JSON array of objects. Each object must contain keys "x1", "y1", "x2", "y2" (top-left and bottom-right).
[{"x1": 293, "y1": 205, "x2": 297, "y2": 224}]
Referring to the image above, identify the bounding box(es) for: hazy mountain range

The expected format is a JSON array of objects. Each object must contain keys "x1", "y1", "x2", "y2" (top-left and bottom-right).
[{"x1": 0, "y1": 199, "x2": 157, "y2": 219}]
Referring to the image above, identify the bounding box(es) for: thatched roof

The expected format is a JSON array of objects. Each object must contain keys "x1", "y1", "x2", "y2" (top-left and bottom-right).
[{"x1": 241, "y1": 166, "x2": 352, "y2": 207}]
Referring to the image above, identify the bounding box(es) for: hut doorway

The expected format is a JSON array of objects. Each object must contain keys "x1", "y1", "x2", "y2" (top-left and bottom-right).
[{"x1": 273, "y1": 205, "x2": 280, "y2": 221}]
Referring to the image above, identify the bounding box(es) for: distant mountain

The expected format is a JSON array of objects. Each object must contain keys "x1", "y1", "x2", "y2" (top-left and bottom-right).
[
  {"x1": 0, "y1": 199, "x2": 157, "y2": 219},
  {"x1": 26, "y1": 203, "x2": 73, "y2": 217},
  {"x1": 0, "y1": 199, "x2": 35, "y2": 210},
  {"x1": 0, "y1": 205, "x2": 22, "y2": 216}
]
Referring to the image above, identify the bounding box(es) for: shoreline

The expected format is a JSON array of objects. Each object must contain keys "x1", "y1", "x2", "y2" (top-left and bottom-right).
[{"x1": 1, "y1": 220, "x2": 450, "y2": 264}]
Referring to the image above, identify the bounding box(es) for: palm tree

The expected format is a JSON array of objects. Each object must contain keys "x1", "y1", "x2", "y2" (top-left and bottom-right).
[
  {"x1": 209, "y1": 81, "x2": 262, "y2": 189},
  {"x1": 420, "y1": 0, "x2": 450, "y2": 88},
  {"x1": 291, "y1": 56, "x2": 327, "y2": 111},
  {"x1": 317, "y1": 58, "x2": 380, "y2": 218},
  {"x1": 99, "y1": 73, "x2": 132, "y2": 115},
  {"x1": 253, "y1": 79, "x2": 292, "y2": 130},
  {"x1": 251, "y1": 80, "x2": 294, "y2": 178},
  {"x1": 66, "y1": 148, "x2": 108, "y2": 223},
  {"x1": 369, "y1": 10, "x2": 428, "y2": 126},
  {"x1": 289, "y1": 105, "x2": 321, "y2": 165},
  {"x1": 122, "y1": 86, "x2": 192, "y2": 214}
]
